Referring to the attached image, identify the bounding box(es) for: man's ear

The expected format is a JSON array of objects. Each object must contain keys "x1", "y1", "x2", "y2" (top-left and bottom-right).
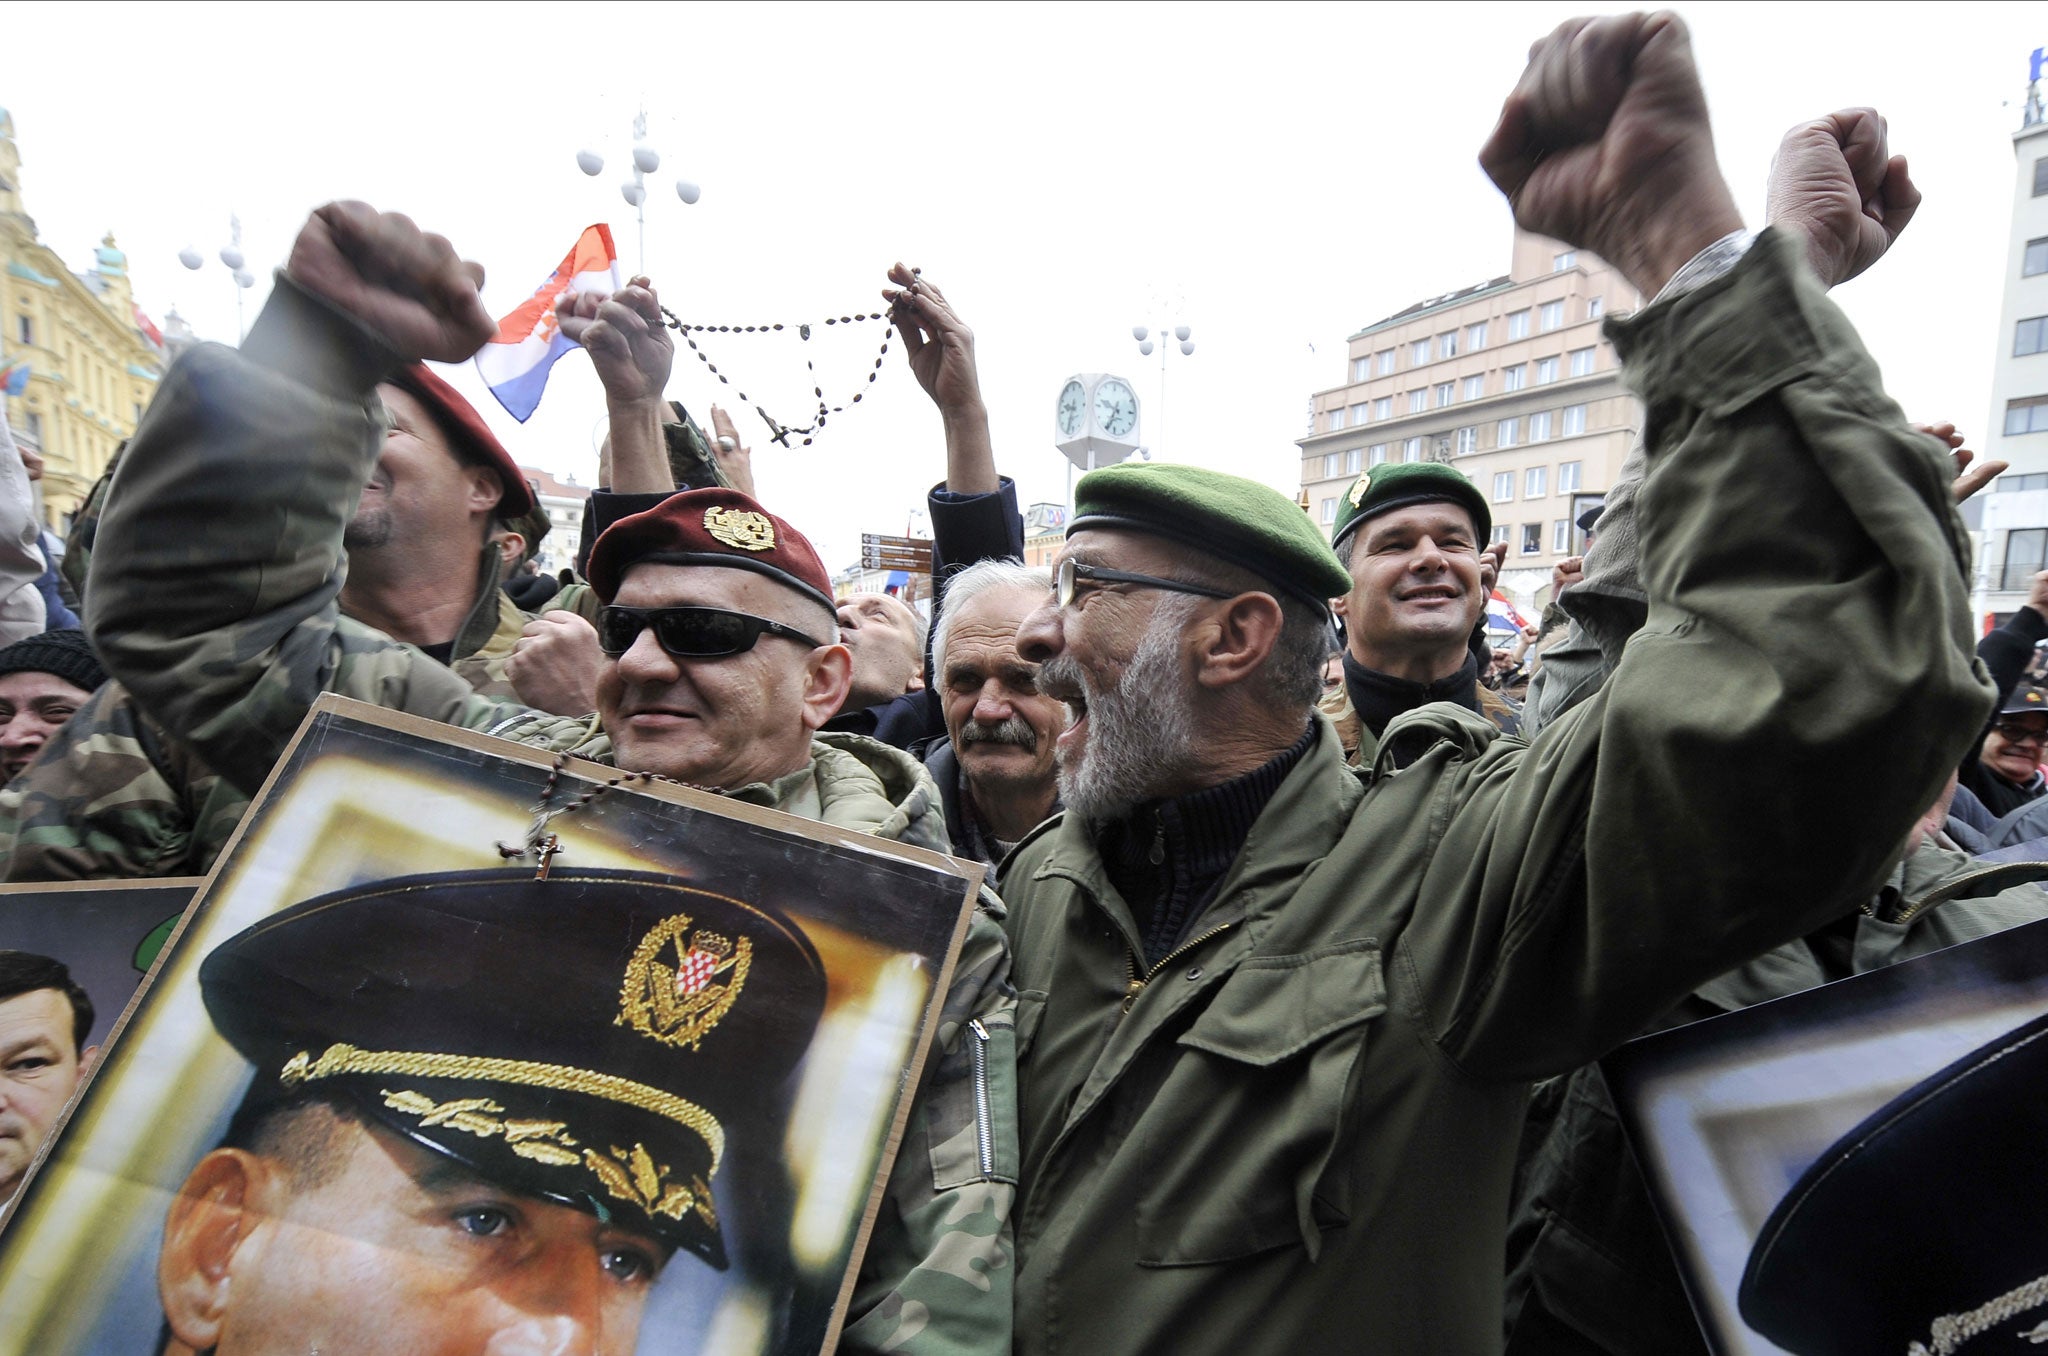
[
  {"x1": 159, "y1": 1150, "x2": 263, "y2": 1352},
  {"x1": 801, "y1": 644, "x2": 857, "y2": 731},
  {"x1": 1193, "y1": 592, "x2": 1286, "y2": 690},
  {"x1": 465, "y1": 466, "x2": 502, "y2": 519}
]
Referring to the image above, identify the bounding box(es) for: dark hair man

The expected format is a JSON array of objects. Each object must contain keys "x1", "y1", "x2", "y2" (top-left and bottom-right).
[
  {"x1": 0, "y1": 950, "x2": 95, "y2": 1205},
  {"x1": 76, "y1": 203, "x2": 1016, "y2": 1355},
  {"x1": 996, "y1": 15, "x2": 1989, "y2": 1353},
  {"x1": 924, "y1": 560, "x2": 1065, "y2": 866},
  {"x1": 0, "y1": 630, "x2": 105, "y2": 783}
]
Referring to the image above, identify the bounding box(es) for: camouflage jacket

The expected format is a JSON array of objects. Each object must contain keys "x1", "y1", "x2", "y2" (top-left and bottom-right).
[
  {"x1": 79, "y1": 293, "x2": 1014, "y2": 1355},
  {"x1": 0, "y1": 547, "x2": 529, "y2": 882}
]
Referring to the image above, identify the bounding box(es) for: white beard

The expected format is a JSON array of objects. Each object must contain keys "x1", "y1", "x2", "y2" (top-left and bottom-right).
[{"x1": 1048, "y1": 595, "x2": 1201, "y2": 821}]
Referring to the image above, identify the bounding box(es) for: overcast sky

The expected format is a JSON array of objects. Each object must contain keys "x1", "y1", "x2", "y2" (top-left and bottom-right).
[{"x1": 4, "y1": 2, "x2": 2042, "y2": 570}]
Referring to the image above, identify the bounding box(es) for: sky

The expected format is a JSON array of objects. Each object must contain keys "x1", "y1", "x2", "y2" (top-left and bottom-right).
[{"x1": 3, "y1": 1, "x2": 2043, "y2": 573}]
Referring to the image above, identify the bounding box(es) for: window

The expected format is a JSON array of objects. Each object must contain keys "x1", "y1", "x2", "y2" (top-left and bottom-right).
[
  {"x1": 1328, "y1": 409, "x2": 1347, "y2": 432},
  {"x1": 1403, "y1": 437, "x2": 1423, "y2": 463},
  {"x1": 1563, "y1": 404, "x2": 1587, "y2": 435},
  {"x1": 1374, "y1": 396, "x2": 1392, "y2": 420},
  {"x1": 1506, "y1": 310, "x2": 1531, "y2": 340},
  {"x1": 22, "y1": 412, "x2": 42, "y2": 446},
  {"x1": 1368, "y1": 443, "x2": 1389, "y2": 466},
  {"x1": 1490, "y1": 525, "x2": 1512, "y2": 547},
  {"x1": 1467, "y1": 321, "x2": 1488, "y2": 350},
  {"x1": 2036, "y1": 157, "x2": 2048, "y2": 197},
  {"x1": 2009, "y1": 397, "x2": 2048, "y2": 436},
  {"x1": 2007, "y1": 528, "x2": 2048, "y2": 591},
  {"x1": 1455, "y1": 426, "x2": 1477, "y2": 455},
  {"x1": 2027, "y1": 238, "x2": 2048, "y2": 278},
  {"x1": 1502, "y1": 364, "x2": 1527, "y2": 392},
  {"x1": 1409, "y1": 390, "x2": 1428, "y2": 413},
  {"x1": 1521, "y1": 523, "x2": 1542, "y2": 554},
  {"x1": 1324, "y1": 452, "x2": 1343, "y2": 477},
  {"x1": 1321, "y1": 497, "x2": 1338, "y2": 525},
  {"x1": 2019, "y1": 317, "x2": 2048, "y2": 357},
  {"x1": 1999, "y1": 472, "x2": 2048, "y2": 492},
  {"x1": 1352, "y1": 356, "x2": 1370, "y2": 383},
  {"x1": 1497, "y1": 418, "x2": 1520, "y2": 448},
  {"x1": 1492, "y1": 471, "x2": 1515, "y2": 502},
  {"x1": 1587, "y1": 296, "x2": 1605, "y2": 320},
  {"x1": 1435, "y1": 382, "x2": 1455, "y2": 408},
  {"x1": 1377, "y1": 349, "x2": 1396, "y2": 376},
  {"x1": 1411, "y1": 339, "x2": 1431, "y2": 366},
  {"x1": 1535, "y1": 357, "x2": 1559, "y2": 385},
  {"x1": 1529, "y1": 410, "x2": 1554, "y2": 441},
  {"x1": 1553, "y1": 519, "x2": 1571, "y2": 552},
  {"x1": 1558, "y1": 460, "x2": 1582, "y2": 492},
  {"x1": 13, "y1": 315, "x2": 29, "y2": 345},
  {"x1": 1463, "y1": 375, "x2": 1485, "y2": 401},
  {"x1": 1569, "y1": 347, "x2": 1596, "y2": 377},
  {"x1": 1526, "y1": 466, "x2": 1547, "y2": 498},
  {"x1": 1539, "y1": 300, "x2": 1565, "y2": 332},
  {"x1": 1553, "y1": 251, "x2": 1577, "y2": 272},
  {"x1": 1350, "y1": 403, "x2": 1369, "y2": 427},
  {"x1": 1439, "y1": 331, "x2": 1459, "y2": 359}
]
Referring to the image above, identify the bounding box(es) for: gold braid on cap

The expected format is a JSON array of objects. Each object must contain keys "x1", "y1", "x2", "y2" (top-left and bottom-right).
[
  {"x1": 1908, "y1": 1272, "x2": 2048, "y2": 1354},
  {"x1": 279, "y1": 1042, "x2": 726, "y2": 1173}
]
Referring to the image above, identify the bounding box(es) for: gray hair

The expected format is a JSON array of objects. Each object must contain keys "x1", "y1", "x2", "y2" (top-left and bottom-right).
[{"x1": 933, "y1": 559, "x2": 1051, "y2": 673}]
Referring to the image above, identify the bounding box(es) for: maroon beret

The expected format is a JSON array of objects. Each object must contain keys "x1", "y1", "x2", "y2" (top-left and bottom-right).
[
  {"x1": 586, "y1": 489, "x2": 836, "y2": 613},
  {"x1": 384, "y1": 363, "x2": 536, "y2": 516}
]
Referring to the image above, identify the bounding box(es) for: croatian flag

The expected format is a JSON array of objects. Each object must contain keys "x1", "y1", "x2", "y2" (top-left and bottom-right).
[
  {"x1": 1485, "y1": 589, "x2": 1531, "y2": 636},
  {"x1": 474, "y1": 224, "x2": 620, "y2": 422}
]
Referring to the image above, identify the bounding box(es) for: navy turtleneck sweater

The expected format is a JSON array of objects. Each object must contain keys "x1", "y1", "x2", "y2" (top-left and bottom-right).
[{"x1": 1342, "y1": 649, "x2": 1483, "y2": 739}]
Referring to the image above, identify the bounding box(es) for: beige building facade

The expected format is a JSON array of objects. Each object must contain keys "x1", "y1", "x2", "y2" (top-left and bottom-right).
[{"x1": 1298, "y1": 229, "x2": 1642, "y2": 606}]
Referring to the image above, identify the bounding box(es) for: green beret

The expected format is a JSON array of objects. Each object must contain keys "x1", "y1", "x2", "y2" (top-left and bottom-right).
[
  {"x1": 1070, "y1": 461, "x2": 1350, "y2": 610},
  {"x1": 1330, "y1": 462, "x2": 1491, "y2": 553}
]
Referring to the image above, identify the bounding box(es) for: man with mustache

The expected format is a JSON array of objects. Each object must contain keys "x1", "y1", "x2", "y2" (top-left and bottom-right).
[
  {"x1": 996, "y1": 13, "x2": 1989, "y2": 1353},
  {"x1": 924, "y1": 560, "x2": 1065, "y2": 868}
]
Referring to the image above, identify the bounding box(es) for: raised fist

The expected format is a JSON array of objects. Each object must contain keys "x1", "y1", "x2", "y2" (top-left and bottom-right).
[
  {"x1": 286, "y1": 201, "x2": 494, "y2": 363},
  {"x1": 1479, "y1": 12, "x2": 1743, "y2": 297},
  {"x1": 1766, "y1": 110, "x2": 1921, "y2": 289},
  {"x1": 556, "y1": 276, "x2": 672, "y2": 407}
]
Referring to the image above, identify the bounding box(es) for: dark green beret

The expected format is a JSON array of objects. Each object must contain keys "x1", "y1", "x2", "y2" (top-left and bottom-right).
[
  {"x1": 1070, "y1": 461, "x2": 1350, "y2": 610},
  {"x1": 1330, "y1": 462, "x2": 1491, "y2": 553}
]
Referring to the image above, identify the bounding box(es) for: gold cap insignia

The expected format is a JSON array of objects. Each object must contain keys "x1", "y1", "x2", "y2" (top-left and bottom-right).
[
  {"x1": 1348, "y1": 474, "x2": 1370, "y2": 508},
  {"x1": 704, "y1": 506, "x2": 776, "y2": 552},
  {"x1": 618, "y1": 913, "x2": 752, "y2": 1051}
]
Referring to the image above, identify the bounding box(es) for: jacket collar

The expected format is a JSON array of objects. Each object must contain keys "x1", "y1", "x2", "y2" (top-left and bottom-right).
[{"x1": 453, "y1": 542, "x2": 514, "y2": 664}]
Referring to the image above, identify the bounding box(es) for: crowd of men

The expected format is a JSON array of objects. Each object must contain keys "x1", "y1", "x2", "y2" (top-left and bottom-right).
[{"x1": 0, "y1": 12, "x2": 2037, "y2": 1355}]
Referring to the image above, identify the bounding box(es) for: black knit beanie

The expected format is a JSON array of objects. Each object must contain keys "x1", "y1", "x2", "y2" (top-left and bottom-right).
[{"x1": 0, "y1": 629, "x2": 107, "y2": 694}]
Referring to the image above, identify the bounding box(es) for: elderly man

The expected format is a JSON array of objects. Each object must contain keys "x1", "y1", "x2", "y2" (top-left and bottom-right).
[
  {"x1": 1322, "y1": 462, "x2": 1516, "y2": 763},
  {"x1": 0, "y1": 951, "x2": 96, "y2": 1206},
  {"x1": 0, "y1": 362, "x2": 539, "y2": 881},
  {"x1": 838, "y1": 590, "x2": 930, "y2": 712},
  {"x1": 923, "y1": 560, "x2": 1065, "y2": 866},
  {"x1": 0, "y1": 630, "x2": 104, "y2": 784},
  {"x1": 997, "y1": 14, "x2": 1988, "y2": 1354},
  {"x1": 77, "y1": 200, "x2": 1014, "y2": 1356}
]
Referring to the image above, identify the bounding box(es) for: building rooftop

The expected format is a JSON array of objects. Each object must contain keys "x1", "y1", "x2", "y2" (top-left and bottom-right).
[
  {"x1": 520, "y1": 465, "x2": 591, "y2": 501},
  {"x1": 1350, "y1": 274, "x2": 1513, "y2": 341}
]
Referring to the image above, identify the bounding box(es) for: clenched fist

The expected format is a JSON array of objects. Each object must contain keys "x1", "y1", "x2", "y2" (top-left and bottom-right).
[{"x1": 286, "y1": 201, "x2": 495, "y2": 363}]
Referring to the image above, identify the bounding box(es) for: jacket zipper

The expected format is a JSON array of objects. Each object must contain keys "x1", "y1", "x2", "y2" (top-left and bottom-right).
[
  {"x1": 967, "y1": 1018, "x2": 995, "y2": 1179},
  {"x1": 1887, "y1": 862, "x2": 2048, "y2": 925},
  {"x1": 1121, "y1": 923, "x2": 1237, "y2": 1014}
]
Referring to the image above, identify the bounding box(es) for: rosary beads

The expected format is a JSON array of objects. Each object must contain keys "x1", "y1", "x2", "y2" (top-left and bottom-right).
[{"x1": 662, "y1": 301, "x2": 899, "y2": 449}]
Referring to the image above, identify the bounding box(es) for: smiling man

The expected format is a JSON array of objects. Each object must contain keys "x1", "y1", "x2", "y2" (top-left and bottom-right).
[
  {"x1": 0, "y1": 951, "x2": 96, "y2": 1207},
  {"x1": 0, "y1": 630, "x2": 104, "y2": 785}
]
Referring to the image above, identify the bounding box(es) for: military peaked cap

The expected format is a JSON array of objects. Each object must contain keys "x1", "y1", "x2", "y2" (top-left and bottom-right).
[
  {"x1": 585, "y1": 488, "x2": 836, "y2": 614},
  {"x1": 1070, "y1": 461, "x2": 1350, "y2": 611},
  {"x1": 200, "y1": 867, "x2": 826, "y2": 1267},
  {"x1": 1329, "y1": 461, "x2": 1491, "y2": 554}
]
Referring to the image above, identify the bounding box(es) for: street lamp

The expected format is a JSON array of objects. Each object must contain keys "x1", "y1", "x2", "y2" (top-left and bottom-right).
[
  {"x1": 575, "y1": 109, "x2": 700, "y2": 275},
  {"x1": 178, "y1": 214, "x2": 257, "y2": 340},
  {"x1": 1132, "y1": 322, "x2": 1195, "y2": 458}
]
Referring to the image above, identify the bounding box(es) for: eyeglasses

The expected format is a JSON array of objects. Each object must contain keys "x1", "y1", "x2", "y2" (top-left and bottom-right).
[
  {"x1": 1993, "y1": 720, "x2": 2048, "y2": 748},
  {"x1": 1055, "y1": 558, "x2": 1238, "y2": 609},
  {"x1": 598, "y1": 606, "x2": 829, "y2": 659}
]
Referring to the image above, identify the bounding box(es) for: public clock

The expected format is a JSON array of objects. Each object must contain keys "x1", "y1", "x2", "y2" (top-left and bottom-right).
[
  {"x1": 1056, "y1": 380, "x2": 1086, "y2": 437},
  {"x1": 1094, "y1": 378, "x2": 1138, "y2": 438}
]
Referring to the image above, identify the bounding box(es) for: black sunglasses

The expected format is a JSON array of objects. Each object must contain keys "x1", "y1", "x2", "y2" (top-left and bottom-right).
[{"x1": 598, "y1": 605, "x2": 829, "y2": 659}]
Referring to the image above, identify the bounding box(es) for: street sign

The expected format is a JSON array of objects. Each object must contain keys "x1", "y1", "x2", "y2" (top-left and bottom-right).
[{"x1": 860, "y1": 534, "x2": 933, "y2": 572}]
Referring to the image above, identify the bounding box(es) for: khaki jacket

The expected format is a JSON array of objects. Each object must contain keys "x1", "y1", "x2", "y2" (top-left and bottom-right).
[{"x1": 998, "y1": 233, "x2": 1992, "y2": 1355}]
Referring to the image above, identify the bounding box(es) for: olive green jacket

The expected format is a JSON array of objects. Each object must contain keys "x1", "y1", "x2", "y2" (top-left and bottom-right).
[
  {"x1": 998, "y1": 232, "x2": 1992, "y2": 1356},
  {"x1": 74, "y1": 279, "x2": 1015, "y2": 1356}
]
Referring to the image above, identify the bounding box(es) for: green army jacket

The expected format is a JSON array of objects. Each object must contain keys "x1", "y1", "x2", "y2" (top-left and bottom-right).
[
  {"x1": 74, "y1": 283, "x2": 1016, "y2": 1355},
  {"x1": 0, "y1": 551, "x2": 529, "y2": 882},
  {"x1": 998, "y1": 233, "x2": 1993, "y2": 1356}
]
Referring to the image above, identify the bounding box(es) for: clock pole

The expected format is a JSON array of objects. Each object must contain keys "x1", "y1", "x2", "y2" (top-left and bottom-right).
[{"x1": 1133, "y1": 323, "x2": 1195, "y2": 460}]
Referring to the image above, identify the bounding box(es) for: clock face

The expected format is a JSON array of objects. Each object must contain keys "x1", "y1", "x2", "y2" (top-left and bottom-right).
[
  {"x1": 1094, "y1": 379, "x2": 1137, "y2": 439},
  {"x1": 1057, "y1": 380, "x2": 1086, "y2": 437}
]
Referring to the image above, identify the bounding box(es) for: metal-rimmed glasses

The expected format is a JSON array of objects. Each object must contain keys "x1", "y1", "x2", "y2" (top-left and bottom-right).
[
  {"x1": 598, "y1": 605, "x2": 829, "y2": 659},
  {"x1": 1054, "y1": 558, "x2": 1238, "y2": 609}
]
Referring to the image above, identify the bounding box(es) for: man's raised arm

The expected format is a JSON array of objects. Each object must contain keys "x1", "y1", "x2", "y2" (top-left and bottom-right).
[{"x1": 86, "y1": 203, "x2": 515, "y2": 791}]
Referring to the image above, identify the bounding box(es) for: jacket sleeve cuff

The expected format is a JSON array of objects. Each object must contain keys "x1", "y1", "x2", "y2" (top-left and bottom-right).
[
  {"x1": 2006, "y1": 606, "x2": 2048, "y2": 646},
  {"x1": 589, "y1": 490, "x2": 676, "y2": 537},
  {"x1": 927, "y1": 475, "x2": 1025, "y2": 574},
  {"x1": 242, "y1": 271, "x2": 406, "y2": 400}
]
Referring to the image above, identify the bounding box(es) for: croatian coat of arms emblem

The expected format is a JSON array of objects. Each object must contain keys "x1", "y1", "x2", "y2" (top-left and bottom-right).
[{"x1": 618, "y1": 912, "x2": 753, "y2": 1051}]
